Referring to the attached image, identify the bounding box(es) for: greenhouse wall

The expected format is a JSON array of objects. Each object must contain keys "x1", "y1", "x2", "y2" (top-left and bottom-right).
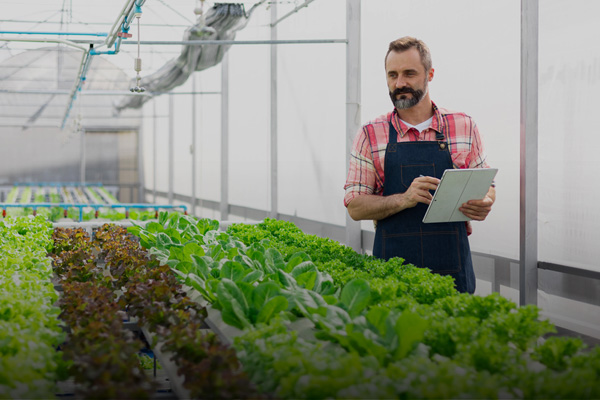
[
  {"x1": 141, "y1": 0, "x2": 521, "y2": 257},
  {"x1": 139, "y1": 0, "x2": 599, "y2": 339},
  {"x1": 0, "y1": 127, "x2": 81, "y2": 184}
]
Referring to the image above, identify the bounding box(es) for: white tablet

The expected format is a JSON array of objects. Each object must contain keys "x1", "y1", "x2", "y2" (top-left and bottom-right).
[{"x1": 422, "y1": 168, "x2": 498, "y2": 223}]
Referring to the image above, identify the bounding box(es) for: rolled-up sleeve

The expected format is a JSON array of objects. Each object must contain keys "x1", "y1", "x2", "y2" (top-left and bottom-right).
[
  {"x1": 344, "y1": 127, "x2": 377, "y2": 207},
  {"x1": 467, "y1": 121, "x2": 490, "y2": 169}
]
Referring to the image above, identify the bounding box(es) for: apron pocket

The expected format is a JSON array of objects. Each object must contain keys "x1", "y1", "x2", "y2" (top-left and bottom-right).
[
  {"x1": 382, "y1": 229, "x2": 462, "y2": 274},
  {"x1": 381, "y1": 231, "x2": 422, "y2": 265},
  {"x1": 400, "y1": 164, "x2": 436, "y2": 191},
  {"x1": 421, "y1": 230, "x2": 462, "y2": 274}
]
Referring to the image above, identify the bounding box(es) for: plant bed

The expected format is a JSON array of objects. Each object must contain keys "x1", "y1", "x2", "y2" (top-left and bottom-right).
[
  {"x1": 50, "y1": 222, "x2": 260, "y2": 399},
  {"x1": 0, "y1": 216, "x2": 66, "y2": 399},
  {"x1": 127, "y1": 213, "x2": 600, "y2": 399}
]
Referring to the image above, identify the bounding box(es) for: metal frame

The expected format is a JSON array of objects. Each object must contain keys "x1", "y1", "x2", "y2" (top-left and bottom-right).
[
  {"x1": 220, "y1": 52, "x2": 230, "y2": 221},
  {"x1": 152, "y1": 99, "x2": 157, "y2": 204},
  {"x1": 270, "y1": 2, "x2": 278, "y2": 220},
  {"x1": 192, "y1": 74, "x2": 198, "y2": 217},
  {"x1": 168, "y1": 94, "x2": 174, "y2": 203},
  {"x1": 66, "y1": 39, "x2": 348, "y2": 46},
  {"x1": 345, "y1": 0, "x2": 362, "y2": 252},
  {"x1": 520, "y1": 0, "x2": 539, "y2": 306},
  {"x1": 79, "y1": 128, "x2": 86, "y2": 184},
  {"x1": 138, "y1": 118, "x2": 145, "y2": 203}
]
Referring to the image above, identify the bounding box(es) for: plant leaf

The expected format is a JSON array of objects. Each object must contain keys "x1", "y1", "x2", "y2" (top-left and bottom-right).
[
  {"x1": 366, "y1": 306, "x2": 390, "y2": 337},
  {"x1": 252, "y1": 281, "x2": 282, "y2": 310},
  {"x1": 256, "y1": 296, "x2": 288, "y2": 324},
  {"x1": 289, "y1": 261, "x2": 317, "y2": 277},
  {"x1": 394, "y1": 311, "x2": 428, "y2": 360},
  {"x1": 241, "y1": 269, "x2": 264, "y2": 284},
  {"x1": 340, "y1": 279, "x2": 371, "y2": 318},
  {"x1": 220, "y1": 261, "x2": 246, "y2": 282}
]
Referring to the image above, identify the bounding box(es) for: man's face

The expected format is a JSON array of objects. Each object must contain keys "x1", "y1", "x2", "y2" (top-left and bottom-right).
[{"x1": 385, "y1": 48, "x2": 433, "y2": 110}]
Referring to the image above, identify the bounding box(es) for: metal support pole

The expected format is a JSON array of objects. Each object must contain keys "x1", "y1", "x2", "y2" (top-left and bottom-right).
[
  {"x1": 168, "y1": 95, "x2": 174, "y2": 204},
  {"x1": 192, "y1": 74, "x2": 197, "y2": 216},
  {"x1": 153, "y1": 99, "x2": 157, "y2": 204},
  {"x1": 220, "y1": 53, "x2": 229, "y2": 221},
  {"x1": 270, "y1": 2, "x2": 278, "y2": 219},
  {"x1": 520, "y1": 0, "x2": 539, "y2": 306},
  {"x1": 137, "y1": 127, "x2": 145, "y2": 203},
  {"x1": 80, "y1": 128, "x2": 86, "y2": 184},
  {"x1": 345, "y1": 0, "x2": 362, "y2": 252}
]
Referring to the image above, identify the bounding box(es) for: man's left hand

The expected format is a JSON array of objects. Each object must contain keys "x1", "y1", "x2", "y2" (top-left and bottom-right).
[{"x1": 459, "y1": 186, "x2": 496, "y2": 221}]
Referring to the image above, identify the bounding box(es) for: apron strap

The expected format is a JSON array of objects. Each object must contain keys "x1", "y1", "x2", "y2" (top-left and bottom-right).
[{"x1": 388, "y1": 113, "x2": 399, "y2": 144}]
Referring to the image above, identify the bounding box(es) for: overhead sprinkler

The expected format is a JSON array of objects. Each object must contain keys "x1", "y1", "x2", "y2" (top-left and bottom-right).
[{"x1": 130, "y1": 6, "x2": 146, "y2": 93}]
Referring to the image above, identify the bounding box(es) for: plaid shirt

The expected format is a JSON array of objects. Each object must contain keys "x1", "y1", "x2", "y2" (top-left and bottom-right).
[{"x1": 344, "y1": 102, "x2": 489, "y2": 207}]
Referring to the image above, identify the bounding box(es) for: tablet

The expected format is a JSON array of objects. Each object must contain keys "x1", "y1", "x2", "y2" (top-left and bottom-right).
[{"x1": 422, "y1": 168, "x2": 498, "y2": 223}]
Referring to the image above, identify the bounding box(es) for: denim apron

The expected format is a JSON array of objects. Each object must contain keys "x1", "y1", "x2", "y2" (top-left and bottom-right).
[{"x1": 372, "y1": 114, "x2": 475, "y2": 293}]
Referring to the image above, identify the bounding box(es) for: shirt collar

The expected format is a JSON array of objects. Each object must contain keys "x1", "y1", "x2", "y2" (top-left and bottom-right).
[{"x1": 391, "y1": 101, "x2": 443, "y2": 138}]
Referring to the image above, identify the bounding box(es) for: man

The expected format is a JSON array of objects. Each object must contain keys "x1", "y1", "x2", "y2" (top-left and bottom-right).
[{"x1": 344, "y1": 36, "x2": 495, "y2": 294}]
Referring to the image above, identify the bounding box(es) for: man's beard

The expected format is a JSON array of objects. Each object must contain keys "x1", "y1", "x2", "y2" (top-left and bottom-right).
[{"x1": 389, "y1": 81, "x2": 428, "y2": 110}]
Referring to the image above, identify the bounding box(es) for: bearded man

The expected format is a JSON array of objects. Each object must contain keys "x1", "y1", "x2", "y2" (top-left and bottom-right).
[{"x1": 344, "y1": 36, "x2": 495, "y2": 294}]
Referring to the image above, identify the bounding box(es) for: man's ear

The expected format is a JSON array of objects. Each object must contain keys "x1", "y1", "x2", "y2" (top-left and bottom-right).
[{"x1": 428, "y1": 68, "x2": 435, "y2": 82}]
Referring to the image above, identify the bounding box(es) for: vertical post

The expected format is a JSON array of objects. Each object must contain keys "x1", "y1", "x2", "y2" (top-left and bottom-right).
[
  {"x1": 270, "y1": 2, "x2": 278, "y2": 220},
  {"x1": 168, "y1": 94, "x2": 174, "y2": 204},
  {"x1": 80, "y1": 128, "x2": 86, "y2": 184},
  {"x1": 345, "y1": 0, "x2": 362, "y2": 252},
  {"x1": 520, "y1": 0, "x2": 539, "y2": 305},
  {"x1": 138, "y1": 126, "x2": 145, "y2": 203},
  {"x1": 192, "y1": 74, "x2": 197, "y2": 216},
  {"x1": 153, "y1": 99, "x2": 157, "y2": 204},
  {"x1": 220, "y1": 52, "x2": 230, "y2": 221}
]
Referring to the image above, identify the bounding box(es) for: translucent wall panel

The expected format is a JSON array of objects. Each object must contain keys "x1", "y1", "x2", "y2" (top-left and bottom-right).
[
  {"x1": 194, "y1": 68, "x2": 222, "y2": 204},
  {"x1": 141, "y1": 107, "x2": 154, "y2": 201},
  {"x1": 360, "y1": 0, "x2": 521, "y2": 259},
  {"x1": 172, "y1": 80, "x2": 194, "y2": 197},
  {"x1": 153, "y1": 96, "x2": 170, "y2": 194},
  {"x1": 0, "y1": 127, "x2": 81, "y2": 183},
  {"x1": 277, "y1": 0, "x2": 347, "y2": 226},
  {"x1": 227, "y1": 10, "x2": 271, "y2": 212},
  {"x1": 539, "y1": 1, "x2": 600, "y2": 273}
]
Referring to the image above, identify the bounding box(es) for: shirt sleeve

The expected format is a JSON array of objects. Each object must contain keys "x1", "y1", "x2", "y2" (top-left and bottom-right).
[
  {"x1": 467, "y1": 120, "x2": 490, "y2": 169},
  {"x1": 344, "y1": 126, "x2": 378, "y2": 207}
]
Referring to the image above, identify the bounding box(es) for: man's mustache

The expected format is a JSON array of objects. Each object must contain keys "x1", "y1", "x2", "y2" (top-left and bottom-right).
[{"x1": 392, "y1": 87, "x2": 418, "y2": 96}]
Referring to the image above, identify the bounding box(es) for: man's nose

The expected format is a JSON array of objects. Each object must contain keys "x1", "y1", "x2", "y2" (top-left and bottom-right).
[{"x1": 395, "y1": 77, "x2": 407, "y2": 88}]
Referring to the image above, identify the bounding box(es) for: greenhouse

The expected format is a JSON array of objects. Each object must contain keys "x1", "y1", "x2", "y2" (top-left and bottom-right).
[{"x1": 1, "y1": 0, "x2": 599, "y2": 398}]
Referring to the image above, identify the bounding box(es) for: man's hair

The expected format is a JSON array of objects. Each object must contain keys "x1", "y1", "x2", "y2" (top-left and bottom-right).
[{"x1": 385, "y1": 36, "x2": 432, "y2": 72}]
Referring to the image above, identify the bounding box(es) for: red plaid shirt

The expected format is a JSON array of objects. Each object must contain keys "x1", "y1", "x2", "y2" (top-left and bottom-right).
[{"x1": 344, "y1": 102, "x2": 489, "y2": 207}]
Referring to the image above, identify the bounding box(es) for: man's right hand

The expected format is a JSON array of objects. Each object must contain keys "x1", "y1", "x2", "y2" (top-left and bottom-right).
[
  {"x1": 346, "y1": 176, "x2": 440, "y2": 221},
  {"x1": 402, "y1": 176, "x2": 440, "y2": 208}
]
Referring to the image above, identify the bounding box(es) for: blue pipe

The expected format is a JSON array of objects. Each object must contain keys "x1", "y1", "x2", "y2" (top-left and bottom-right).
[
  {"x1": 90, "y1": 39, "x2": 120, "y2": 55},
  {"x1": 61, "y1": 49, "x2": 93, "y2": 129},
  {"x1": 61, "y1": 0, "x2": 145, "y2": 130},
  {"x1": 0, "y1": 31, "x2": 108, "y2": 37}
]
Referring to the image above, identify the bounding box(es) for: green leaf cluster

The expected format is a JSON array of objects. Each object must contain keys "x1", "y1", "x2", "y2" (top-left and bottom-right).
[
  {"x1": 130, "y1": 215, "x2": 600, "y2": 399},
  {"x1": 0, "y1": 216, "x2": 66, "y2": 399}
]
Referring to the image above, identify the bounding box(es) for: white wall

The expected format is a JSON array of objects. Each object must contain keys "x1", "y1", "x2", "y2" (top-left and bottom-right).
[{"x1": 276, "y1": 0, "x2": 347, "y2": 225}]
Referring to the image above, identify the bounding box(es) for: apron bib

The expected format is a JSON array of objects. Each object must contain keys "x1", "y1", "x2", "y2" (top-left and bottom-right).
[{"x1": 372, "y1": 114, "x2": 475, "y2": 293}]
